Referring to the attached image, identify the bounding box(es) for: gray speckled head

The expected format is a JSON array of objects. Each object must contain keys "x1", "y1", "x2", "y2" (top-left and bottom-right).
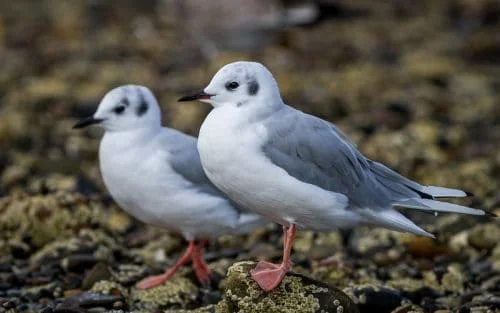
[
  {"x1": 201, "y1": 61, "x2": 283, "y2": 109},
  {"x1": 90, "y1": 84, "x2": 161, "y2": 132}
]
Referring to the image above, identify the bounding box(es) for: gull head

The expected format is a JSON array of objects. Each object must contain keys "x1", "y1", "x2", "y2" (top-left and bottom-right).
[
  {"x1": 179, "y1": 61, "x2": 282, "y2": 108},
  {"x1": 73, "y1": 85, "x2": 161, "y2": 132}
]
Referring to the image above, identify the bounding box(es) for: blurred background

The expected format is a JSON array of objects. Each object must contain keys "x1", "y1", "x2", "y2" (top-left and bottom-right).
[
  {"x1": 0, "y1": 0, "x2": 499, "y2": 202},
  {"x1": 0, "y1": 1, "x2": 499, "y2": 312}
]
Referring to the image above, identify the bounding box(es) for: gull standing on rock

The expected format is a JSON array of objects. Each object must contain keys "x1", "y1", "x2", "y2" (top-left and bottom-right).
[
  {"x1": 73, "y1": 85, "x2": 264, "y2": 289},
  {"x1": 179, "y1": 61, "x2": 487, "y2": 291}
]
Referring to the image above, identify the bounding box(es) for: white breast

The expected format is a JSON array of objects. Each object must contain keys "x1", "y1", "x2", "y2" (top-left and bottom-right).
[{"x1": 99, "y1": 132, "x2": 174, "y2": 226}]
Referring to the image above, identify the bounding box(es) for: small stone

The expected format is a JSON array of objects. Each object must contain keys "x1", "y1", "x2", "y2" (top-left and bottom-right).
[
  {"x1": 402, "y1": 236, "x2": 449, "y2": 258},
  {"x1": 468, "y1": 223, "x2": 500, "y2": 250},
  {"x1": 82, "y1": 263, "x2": 112, "y2": 290},
  {"x1": 62, "y1": 254, "x2": 100, "y2": 273},
  {"x1": 91, "y1": 280, "x2": 128, "y2": 298},
  {"x1": 57, "y1": 292, "x2": 123, "y2": 311},
  {"x1": 111, "y1": 264, "x2": 149, "y2": 286},
  {"x1": 105, "y1": 211, "x2": 132, "y2": 234},
  {"x1": 9, "y1": 240, "x2": 32, "y2": 259},
  {"x1": 441, "y1": 263, "x2": 465, "y2": 293},
  {"x1": 63, "y1": 289, "x2": 83, "y2": 297}
]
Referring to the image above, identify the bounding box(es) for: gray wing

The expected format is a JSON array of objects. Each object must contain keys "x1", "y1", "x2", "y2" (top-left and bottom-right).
[
  {"x1": 162, "y1": 129, "x2": 227, "y2": 197},
  {"x1": 261, "y1": 106, "x2": 483, "y2": 236},
  {"x1": 262, "y1": 106, "x2": 471, "y2": 208},
  {"x1": 262, "y1": 106, "x2": 371, "y2": 198}
]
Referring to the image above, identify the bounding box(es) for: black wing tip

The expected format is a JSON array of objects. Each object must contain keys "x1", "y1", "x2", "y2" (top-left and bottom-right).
[
  {"x1": 485, "y1": 211, "x2": 499, "y2": 218},
  {"x1": 465, "y1": 191, "x2": 475, "y2": 197}
]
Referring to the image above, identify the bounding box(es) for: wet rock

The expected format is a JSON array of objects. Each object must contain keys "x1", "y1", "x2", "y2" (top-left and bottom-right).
[
  {"x1": 218, "y1": 261, "x2": 358, "y2": 313},
  {"x1": 21, "y1": 282, "x2": 57, "y2": 301},
  {"x1": 344, "y1": 285, "x2": 405, "y2": 313},
  {"x1": 56, "y1": 292, "x2": 124, "y2": 312},
  {"x1": 62, "y1": 254, "x2": 101, "y2": 273}
]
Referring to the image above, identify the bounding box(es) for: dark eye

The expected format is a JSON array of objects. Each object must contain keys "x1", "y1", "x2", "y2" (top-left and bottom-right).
[
  {"x1": 225, "y1": 81, "x2": 239, "y2": 91},
  {"x1": 113, "y1": 106, "x2": 125, "y2": 114}
]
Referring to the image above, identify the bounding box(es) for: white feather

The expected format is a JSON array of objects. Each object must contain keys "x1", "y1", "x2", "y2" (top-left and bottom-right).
[
  {"x1": 393, "y1": 198, "x2": 484, "y2": 216},
  {"x1": 359, "y1": 209, "x2": 435, "y2": 238},
  {"x1": 421, "y1": 186, "x2": 467, "y2": 198}
]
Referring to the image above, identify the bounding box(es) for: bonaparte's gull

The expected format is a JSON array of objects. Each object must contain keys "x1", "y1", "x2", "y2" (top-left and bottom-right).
[{"x1": 179, "y1": 61, "x2": 485, "y2": 291}]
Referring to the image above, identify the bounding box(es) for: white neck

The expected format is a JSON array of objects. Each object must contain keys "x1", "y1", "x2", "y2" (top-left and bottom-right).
[{"x1": 102, "y1": 125, "x2": 161, "y2": 150}]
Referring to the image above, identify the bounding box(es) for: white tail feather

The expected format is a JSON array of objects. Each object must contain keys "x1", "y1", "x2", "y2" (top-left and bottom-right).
[
  {"x1": 421, "y1": 186, "x2": 467, "y2": 198},
  {"x1": 359, "y1": 209, "x2": 435, "y2": 238},
  {"x1": 393, "y1": 198, "x2": 485, "y2": 216}
]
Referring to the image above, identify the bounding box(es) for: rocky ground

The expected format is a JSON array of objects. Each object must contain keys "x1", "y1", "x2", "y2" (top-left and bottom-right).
[{"x1": 0, "y1": 1, "x2": 500, "y2": 312}]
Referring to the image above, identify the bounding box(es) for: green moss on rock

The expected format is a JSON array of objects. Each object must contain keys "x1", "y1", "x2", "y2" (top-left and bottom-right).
[
  {"x1": 217, "y1": 261, "x2": 358, "y2": 313},
  {"x1": 132, "y1": 276, "x2": 198, "y2": 310},
  {"x1": 0, "y1": 192, "x2": 108, "y2": 252}
]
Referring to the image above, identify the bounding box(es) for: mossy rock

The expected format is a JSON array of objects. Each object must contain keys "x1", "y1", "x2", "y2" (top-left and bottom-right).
[
  {"x1": 0, "y1": 192, "x2": 108, "y2": 251},
  {"x1": 131, "y1": 276, "x2": 199, "y2": 310},
  {"x1": 217, "y1": 261, "x2": 358, "y2": 313}
]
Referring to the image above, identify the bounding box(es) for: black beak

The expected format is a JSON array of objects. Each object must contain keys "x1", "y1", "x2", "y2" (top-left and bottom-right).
[
  {"x1": 178, "y1": 90, "x2": 213, "y2": 102},
  {"x1": 73, "y1": 116, "x2": 104, "y2": 129}
]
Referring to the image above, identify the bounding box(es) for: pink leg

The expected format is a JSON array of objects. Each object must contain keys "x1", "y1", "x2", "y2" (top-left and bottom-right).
[
  {"x1": 136, "y1": 240, "x2": 195, "y2": 289},
  {"x1": 191, "y1": 240, "x2": 211, "y2": 286},
  {"x1": 250, "y1": 224, "x2": 296, "y2": 291}
]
